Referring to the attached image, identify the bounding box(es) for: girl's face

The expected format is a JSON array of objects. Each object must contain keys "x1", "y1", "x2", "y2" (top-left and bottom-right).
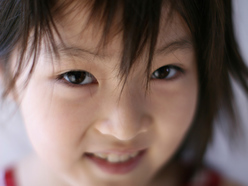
[{"x1": 15, "y1": 6, "x2": 198, "y2": 186}]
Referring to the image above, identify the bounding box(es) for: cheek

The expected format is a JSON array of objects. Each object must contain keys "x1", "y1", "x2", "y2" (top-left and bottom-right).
[
  {"x1": 153, "y1": 81, "x2": 198, "y2": 136},
  {"x1": 150, "y1": 65, "x2": 198, "y2": 130},
  {"x1": 154, "y1": 88, "x2": 197, "y2": 146},
  {"x1": 148, "y1": 75, "x2": 198, "y2": 168},
  {"x1": 154, "y1": 87, "x2": 197, "y2": 127},
  {"x1": 19, "y1": 79, "x2": 96, "y2": 168}
]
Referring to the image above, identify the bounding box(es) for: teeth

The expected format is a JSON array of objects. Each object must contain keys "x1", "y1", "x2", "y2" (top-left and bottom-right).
[
  {"x1": 107, "y1": 154, "x2": 120, "y2": 163},
  {"x1": 92, "y1": 152, "x2": 140, "y2": 163},
  {"x1": 94, "y1": 153, "x2": 107, "y2": 159},
  {"x1": 120, "y1": 154, "x2": 129, "y2": 162},
  {"x1": 130, "y1": 152, "x2": 138, "y2": 158}
]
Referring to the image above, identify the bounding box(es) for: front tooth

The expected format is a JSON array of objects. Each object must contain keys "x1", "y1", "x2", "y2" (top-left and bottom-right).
[
  {"x1": 107, "y1": 154, "x2": 120, "y2": 163},
  {"x1": 95, "y1": 153, "x2": 107, "y2": 159},
  {"x1": 130, "y1": 152, "x2": 138, "y2": 158},
  {"x1": 120, "y1": 154, "x2": 130, "y2": 162}
]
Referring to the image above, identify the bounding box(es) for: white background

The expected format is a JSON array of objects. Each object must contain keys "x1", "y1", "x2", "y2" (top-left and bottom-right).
[{"x1": 0, "y1": 0, "x2": 248, "y2": 185}]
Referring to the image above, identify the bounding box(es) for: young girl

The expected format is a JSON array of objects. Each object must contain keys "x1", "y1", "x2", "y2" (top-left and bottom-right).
[{"x1": 0, "y1": 0, "x2": 247, "y2": 185}]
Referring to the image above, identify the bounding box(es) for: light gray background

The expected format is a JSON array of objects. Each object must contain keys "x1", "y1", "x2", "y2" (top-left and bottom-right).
[
  {"x1": 0, "y1": 0, "x2": 248, "y2": 185},
  {"x1": 205, "y1": 0, "x2": 248, "y2": 185}
]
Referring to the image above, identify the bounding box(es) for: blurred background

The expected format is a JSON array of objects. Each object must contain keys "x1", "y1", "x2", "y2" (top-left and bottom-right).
[
  {"x1": 205, "y1": 0, "x2": 248, "y2": 184},
  {"x1": 0, "y1": 0, "x2": 248, "y2": 185}
]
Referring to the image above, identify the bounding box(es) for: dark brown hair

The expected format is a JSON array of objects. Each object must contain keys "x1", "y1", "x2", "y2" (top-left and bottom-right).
[{"x1": 0, "y1": 0, "x2": 248, "y2": 182}]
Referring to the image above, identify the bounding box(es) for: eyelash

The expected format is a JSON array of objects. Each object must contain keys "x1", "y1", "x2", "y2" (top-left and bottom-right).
[
  {"x1": 151, "y1": 65, "x2": 184, "y2": 81},
  {"x1": 56, "y1": 71, "x2": 97, "y2": 88},
  {"x1": 56, "y1": 65, "x2": 184, "y2": 87}
]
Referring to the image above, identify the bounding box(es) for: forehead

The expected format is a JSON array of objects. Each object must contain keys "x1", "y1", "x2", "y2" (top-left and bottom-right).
[{"x1": 50, "y1": 2, "x2": 193, "y2": 59}]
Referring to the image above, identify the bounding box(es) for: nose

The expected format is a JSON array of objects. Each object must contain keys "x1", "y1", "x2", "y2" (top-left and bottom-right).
[{"x1": 94, "y1": 86, "x2": 152, "y2": 141}]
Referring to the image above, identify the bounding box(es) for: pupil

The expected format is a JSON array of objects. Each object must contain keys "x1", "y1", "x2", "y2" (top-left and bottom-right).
[
  {"x1": 67, "y1": 71, "x2": 86, "y2": 84},
  {"x1": 154, "y1": 67, "x2": 170, "y2": 79}
]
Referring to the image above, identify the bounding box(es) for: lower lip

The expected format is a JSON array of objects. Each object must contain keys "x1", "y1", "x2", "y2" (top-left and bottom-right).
[{"x1": 85, "y1": 151, "x2": 146, "y2": 174}]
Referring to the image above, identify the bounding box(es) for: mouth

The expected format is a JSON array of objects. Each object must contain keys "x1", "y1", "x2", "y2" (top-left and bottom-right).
[{"x1": 84, "y1": 150, "x2": 146, "y2": 174}]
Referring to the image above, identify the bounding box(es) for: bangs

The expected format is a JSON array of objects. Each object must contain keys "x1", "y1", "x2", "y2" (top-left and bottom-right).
[
  {"x1": 5, "y1": 0, "x2": 176, "y2": 96},
  {"x1": 2, "y1": 0, "x2": 246, "y2": 178},
  {"x1": 54, "y1": 0, "x2": 166, "y2": 82}
]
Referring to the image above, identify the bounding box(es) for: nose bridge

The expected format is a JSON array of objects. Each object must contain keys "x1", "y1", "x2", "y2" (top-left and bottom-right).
[{"x1": 95, "y1": 83, "x2": 151, "y2": 141}]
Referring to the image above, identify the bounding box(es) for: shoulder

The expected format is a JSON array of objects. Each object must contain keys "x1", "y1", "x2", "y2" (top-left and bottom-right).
[
  {"x1": 220, "y1": 177, "x2": 244, "y2": 186},
  {"x1": 188, "y1": 168, "x2": 221, "y2": 186},
  {"x1": 189, "y1": 168, "x2": 244, "y2": 186},
  {"x1": 0, "y1": 166, "x2": 17, "y2": 186},
  {"x1": 0, "y1": 168, "x2": 6, "y2": 186}
]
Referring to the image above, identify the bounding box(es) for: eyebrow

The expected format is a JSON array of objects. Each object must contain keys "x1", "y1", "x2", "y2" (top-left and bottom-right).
[
  {"x1": 155, "y1": 37, "x2": 193, "y2": 55},
  {"x1": 54, "y1": 37, "x2": 193, "y2": 60},
  {"x1": 56, "y1": 45, "x2": 105, "y2": 59}
]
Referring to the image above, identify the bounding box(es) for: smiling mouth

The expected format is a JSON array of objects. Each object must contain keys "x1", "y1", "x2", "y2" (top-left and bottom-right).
[{"x1": 84, "y1": 150, "x2": 146, "y2": 174}]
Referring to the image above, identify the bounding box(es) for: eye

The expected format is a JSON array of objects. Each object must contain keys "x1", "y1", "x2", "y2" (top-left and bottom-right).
[
  {"x1": 151, "y1": 65, "x2": 182, "y2": 80},
  {"x1": 60, "y1": 71, "x2": 97, "y2": 85}
]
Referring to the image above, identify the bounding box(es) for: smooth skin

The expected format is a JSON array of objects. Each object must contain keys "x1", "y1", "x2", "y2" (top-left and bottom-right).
[{"x1": 13, "y1": 5, "x2": 199, "y2": 186}]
